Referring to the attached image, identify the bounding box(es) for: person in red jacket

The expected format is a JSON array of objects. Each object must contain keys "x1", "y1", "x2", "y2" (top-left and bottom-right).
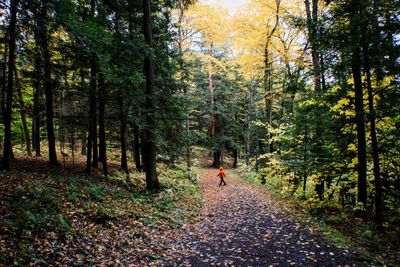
[{"x1": 217, "y1": 166, "x2": 227, "y2": 186}]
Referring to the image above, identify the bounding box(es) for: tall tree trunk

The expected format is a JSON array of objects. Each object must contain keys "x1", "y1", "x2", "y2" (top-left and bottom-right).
[
  {"x1": 13, "y1": 63, "x2": 32, "y2": 156},
  {"x1": 177, "y1": 6, "x2": 192, "y2": 178},
  {"x1": 89, "y1": 59, "x2": 98, "y2": 168},
  {"x1": 92, "y1": 107, "x2": 98, "y2": 167},
  {"x1": 303, "y1": 120, "x2": 308, "y2": 196},
  {"x1": 350, "y1": 0, "x2": 367, "y2": 210},
  {"x1": 232, "y1": 147, "x2": 238, "y2": 168},
  {"x1": 98, "y1": 75, "x2": 107, "y2": 175},
  {"x1": 143, "y1": 0, "x2": 159, "y2": 190},
  {"x1": 119, "y1": 94, "x2": 128, "y2": 174},
  {"x1": 362, "y1": 11, "x2": 382, "y2": 225},
  {"x1": 245, "y1": 87, "x2": 252, "y2": 166},
  {"x1": 133, "y1": 124, "x2": 142, "y2": 171},
  {"x1": 32, "y1": 48, "x2": 41, "y2": 156},
  {"x1": 40, "y1": 3, "x2": 58, "y2": 165},
  {"x1": 85, "y1": 60, "x2": 97, "y2": 174},
  {"x1": 2, "y1": 0, "x2": 18, "y2": 170},
  {"x1": 81, "y1": 129, "x2": 87, "y2": 155},
  {"x1": 1, "y1": 43, "x2": 7, "y2": 130},
  {"x1": 305, "y1": 0, "x2": 324, "y2": 198},
  {"x1": 208, "y1": 47, "x2": 220, "y2": 168}
]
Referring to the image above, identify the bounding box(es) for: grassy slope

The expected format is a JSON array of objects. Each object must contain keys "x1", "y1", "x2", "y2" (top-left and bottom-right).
[{"x1": 0, "y1": 158, "x2": 202, "y2": 265}]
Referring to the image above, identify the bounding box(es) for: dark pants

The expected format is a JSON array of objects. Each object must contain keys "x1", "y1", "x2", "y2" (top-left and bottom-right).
[{"x1": 219, "y1": 176, "x2": 227, "y2": 186}]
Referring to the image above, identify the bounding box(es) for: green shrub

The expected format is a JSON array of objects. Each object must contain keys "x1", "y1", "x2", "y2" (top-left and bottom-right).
[
  {"x1": 6, "y1": 183, "x2": 60, "y2": 234},
  {"x1": 361, "y1": 225, "x2": 381, "y2": 249},
  {"x1": 87, "y1": 184, "x2": 109, "y2": 201}
]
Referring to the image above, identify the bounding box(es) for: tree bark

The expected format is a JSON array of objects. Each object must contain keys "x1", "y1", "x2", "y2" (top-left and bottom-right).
[
  {"x1": 361, "y1": 10, "x2": 383, "y2": 225},
  {"x1": 350, "y1": 0, "x2": 367, "y2": 210},
  {"x1": 40, "y1": 3, "x2": 58, "y2": 165},
  {"x1": 13, "y1": 63, "x2": 32, "y2": 156},
  {"x1": 1, "y1": 43, "x2": 7, "y2": 130},
  {"x1": 81, "y1": 129, "x2": 87, "y2": 156},
  {"x1": 85, "y1": 60, "x2": 97, "y2": 174},
  {"x1": 119, "y1": 94, "x2": 128, "y2": 174},
  {"x1": 32, "y1": 47, "x2": 42, "y2": 156},
  {"x1": 2, "y1": 0, "x2": 19, "y2": 170},
  {"x1": 133, "y1": 124, "x2": 142, "y2": 171},
  {"x1": 305, "y1": 0, "x2": 324, "y2": 198},
  {"x1": 98, "y1": 74, "x2": 107, "y2": 175},
  {"x1": 143, "y1": 0, "x2": 159, "y2": 190},
  {"x1": 232, "y1": 147, "x2": 238, "y2": 168}
]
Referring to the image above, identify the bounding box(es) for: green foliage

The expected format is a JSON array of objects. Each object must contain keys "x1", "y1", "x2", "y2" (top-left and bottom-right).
[
  {"x1": 5, "y1": 183, "x2": 60, "y2": 235},
  {"x1": 360, "y1": 225, "x2": 381, "y2": 249},
  {"x1": 87, "y1": 184, "x2": 109, "y2": 201}
]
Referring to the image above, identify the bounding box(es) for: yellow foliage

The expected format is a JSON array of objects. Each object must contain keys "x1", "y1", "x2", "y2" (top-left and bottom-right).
[{"x1": 184, "y1": 2, "x2": 230, "y2": 46}]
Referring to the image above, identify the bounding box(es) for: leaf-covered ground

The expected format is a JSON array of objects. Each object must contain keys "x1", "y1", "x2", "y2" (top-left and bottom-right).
[
  {"x1": 0, "y1": 159, "x2": 387, "y2": 266},
  {"x1": 0, "y1": 158, "x2": 202, "y2": 265},
  {"x1": 157, "y1": 168, "x2": 368, "y2": 266}
]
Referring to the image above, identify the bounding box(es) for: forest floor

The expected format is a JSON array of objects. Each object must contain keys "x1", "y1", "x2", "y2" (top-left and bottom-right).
[
  {"x1": 0, "y1": 156, "x2": 397, "y2": 266},
  {"x1": 156, "y1": 168, "x2": 374, "y2": 267}
]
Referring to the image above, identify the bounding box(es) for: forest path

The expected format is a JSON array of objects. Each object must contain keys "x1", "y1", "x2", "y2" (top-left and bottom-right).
[{"x1": 160, "y1": 168, "x2": 364, "y2": 266}]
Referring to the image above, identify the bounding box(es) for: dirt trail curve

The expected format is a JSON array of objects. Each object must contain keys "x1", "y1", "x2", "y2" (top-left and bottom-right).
[{"x1": 159, "y1": 168, "x2": 366, "y2": 267}]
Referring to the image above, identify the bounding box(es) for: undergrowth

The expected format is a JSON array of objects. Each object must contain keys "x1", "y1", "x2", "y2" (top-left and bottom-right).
[
  {"x1": 233, "y1": 163, "x2": 397, "y2": 265},
  {"x1": 0, "y1": 162, "x2": 202, "y2": 265}
]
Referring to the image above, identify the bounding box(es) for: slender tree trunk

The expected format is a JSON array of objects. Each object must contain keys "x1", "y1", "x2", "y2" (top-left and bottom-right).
[
  {"x1": 32, "y1": 48, "x2": 41, "y2": 156},
  {"x1": 177, "y1": 9, "x2": 192, "y2": 178},
  {"x1": 362, "y1": 15, "x2": 383, "y2": 225},
  {"x1": 1, "y1": 44, "x2": 7, "y2": 130},
  {"x1": 305, "y1": 0, "x2": 324, "y2": 198},
  {"x1": 13, "y1": 63, "x2": 32, "y2": 156},
  {"x1": 232, "y1": 147, "x2": 238, "y2": 168},
  {"x1": 303, "y1": 121, "x2": 308, "y2": 195},
  {"x1": 120, "y1": 122, "x2": 128, "y2": 174},
  {"x1": 92, "y1": 108, "x2": 98, "y2": 167},
  {"x1": 133, "y1": 124, "x2": 142, "y2": 171},
  {"x1": 2, "y1": 0, "x2": 18, "y2": 170},
  {"x1": 40, "y1": 3, "x2": 58, "y2": 165},
  {"x1": 81, "y1": 129, "x2": 87, "y2": 156},
  {"x1": 89, "y1": 59, "x2": 98, "y2": 168},
  {"x1": 98, "y1": 75, "x2": 107, "y2": 175},
  {"x1": 143, "y1": 0, "x2": 159, "y2": 190},
  {"x1": 350, "y1": 0, "x2": 367, "y2": 210},
  {"x1": 208, "y1": 47, "x2": 220, "y2": 168},
  {"x1": 118, "y1": 94, "x2": 128, "y2": 174},
  {"x1": 85, "y1": 60, "x2": 97, "y2": 174},
  {"x1": 245, "y1": 87, "x2": 252, "y2": 166},
  {"x1": 80, "y1": 70, "x2": 86, "y2": 156}
]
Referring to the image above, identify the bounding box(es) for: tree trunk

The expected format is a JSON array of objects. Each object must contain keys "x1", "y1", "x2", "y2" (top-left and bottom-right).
[
  {"x1": 350, "y1": 0, "x2": 367, "y2": 210},
  {"x1": 32, "y1": 48, "x2": 42, "y2": 156},
  {"x1": 92, "y1": 107, "x2": 98, "y2": 167},
  {"x1": 245, "y1": 88, "x2": 252, "y2": 166},
  {"x1": 2, "y1": 0, "x2": 18, "y2": 170},
  {"x1": 208, "y1": 46, "x2": 220, "y2": 168},
  {"x1": 133, "y1": 124, "x2": 142, "y2": 171},
  {"x1": 81, "y1": 129, "x2": 87, "y2": 156},
  {"x1": 13, "y1": 63, "x2": 32, "y2": 156},
  {"x1": 40, "y1": 3, "x2": 58, "y2": 165},
  {"x1": 85, "y1": 60, "x2": 97, "y2": 174},
  {"x1": 1, "y1": 43, "x2": 7, "y2": 131},
  {"x1": 305, "y1": 0, "x2": 324, "y2": 198},
  {"x1": 119, "y1": 94, "x2": 128, "y2": 174},
  {"x1": 362, "y1": 13, "x2": 382, "y2": 225},
  {"x1": 98, "y1": 75, "x2": 107, "y2": 175},
  {"x1": 143, "y1": 0, "x2": 159, "y2": 190},
  {"x1": 232, "y1": 147, "x2": 238, "y2": 168}
]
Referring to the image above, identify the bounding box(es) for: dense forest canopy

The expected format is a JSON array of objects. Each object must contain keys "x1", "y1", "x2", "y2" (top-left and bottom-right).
[{"x1": 0, "y1": 0, "x2": 399, "y2": 242}]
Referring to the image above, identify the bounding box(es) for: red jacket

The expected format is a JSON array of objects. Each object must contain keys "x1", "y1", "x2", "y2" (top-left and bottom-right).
[{"x1": 217, "y1": 170, "x2": 226, "y2": 178}]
